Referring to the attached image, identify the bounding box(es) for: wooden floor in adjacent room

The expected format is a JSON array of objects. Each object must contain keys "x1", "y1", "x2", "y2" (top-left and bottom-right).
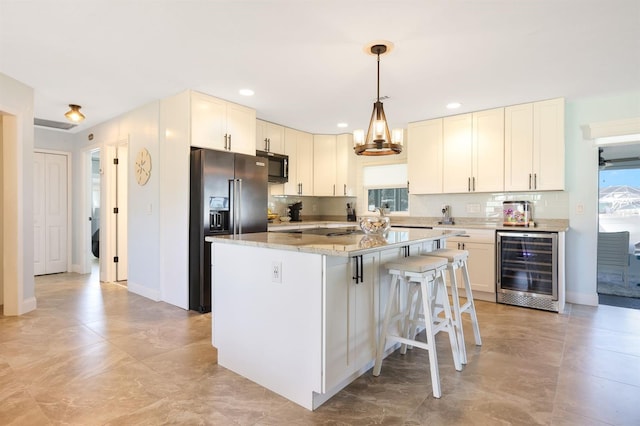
[{"x1": 2, "y1": 271, "x2": 640, "y2": 425}]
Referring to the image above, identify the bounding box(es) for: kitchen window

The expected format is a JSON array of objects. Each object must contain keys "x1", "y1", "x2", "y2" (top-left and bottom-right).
[{"x1": 362, "y1": 163, "x2": 408, "y2": 213}]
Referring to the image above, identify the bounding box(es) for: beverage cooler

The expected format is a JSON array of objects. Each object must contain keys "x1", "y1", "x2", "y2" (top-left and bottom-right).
[{"x1": 496, "y1": 231, "x2": 559, "y2": 312}]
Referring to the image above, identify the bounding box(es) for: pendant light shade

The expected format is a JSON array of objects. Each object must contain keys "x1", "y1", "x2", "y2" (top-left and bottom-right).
[
  {"x1": 354, "y1": 43, "x2": 403, "y2": 156},
  {"x1": 64, "y1": 104, "x2": 85, "y2": 123}
]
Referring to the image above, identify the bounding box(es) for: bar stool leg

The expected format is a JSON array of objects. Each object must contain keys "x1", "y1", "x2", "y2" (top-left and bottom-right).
[
  {"x1": 435, "y1": 270, "x2": 462, "y2": 372},
  {"x1": 446, "y1": 265, "x2": 468, "y2": 364},
  {"x1": 418, "y1": 277, "x2": 442, "y2": 398},
  {"x1": 374, "y1": 273, "x2": 400, "y2": 376},
  {"x1": 461, "y1": 262, "x2": 482, "y2": 346},
  {"x1": 401, "y1": 284, "x2": 420, "y2": 354}
]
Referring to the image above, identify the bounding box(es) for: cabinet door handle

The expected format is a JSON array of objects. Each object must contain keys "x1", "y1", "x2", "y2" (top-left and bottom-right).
[
  {"x1": 473, "y1": 177, "x2": 476, "y2": 192},
  {"x1": 343, "y1": 183, "x2": 347, "y2": 196},
  {"x1": 468, "y1": 177, "x2": 471, "y2": 192},
  {"x1": 333, "y1": 184, "x2": 336, "y2": 196},
  {"x1": 352, "y1": 255, "x2": 364, "y2": 284},
  {"x1": 529, "y1": 173, "x2": 532, "y2": 190},
  {"x1": 534, "y1": 173, "x2": 537, "y2": 189},
  {"x1": 264, "y1": 138, "x2": 269, "y2": 151},
  {"x1": 407, "y1": 180, "x2": 410, "y2": 194},
  {"x1": 224, "y1": 134, "x2": 228, "y2": 150},
  {"x1": 298, "y1": 183, "x2": 302, "y2": 195},
  {"x1": 228, "y1": 134, "x2": 232, "y2": 150}
]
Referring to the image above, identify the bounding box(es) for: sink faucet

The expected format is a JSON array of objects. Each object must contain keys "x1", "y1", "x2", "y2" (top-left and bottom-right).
[{"x1": 376, "y1": 206, "x2": 388, "y2": 217}]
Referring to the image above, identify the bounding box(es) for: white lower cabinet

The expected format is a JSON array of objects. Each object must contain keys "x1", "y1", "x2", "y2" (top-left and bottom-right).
[
  {"x1": 443, "y1": 229, "x2": 496, "y2": 300},
  {"x1": 324, "y1": 253, "x2": 377, "y2": 391}
]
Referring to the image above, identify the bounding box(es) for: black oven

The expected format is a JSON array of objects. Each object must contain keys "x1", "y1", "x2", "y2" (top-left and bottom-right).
[
  {"x1": 497, "y1": 231, "x2": 559, "y2": 312},
  {"x1": 256, "y1": 150, "x2": 288, "y2": 183}
]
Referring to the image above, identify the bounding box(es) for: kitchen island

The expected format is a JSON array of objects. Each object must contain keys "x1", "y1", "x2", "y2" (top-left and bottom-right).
[{"x1": 207, "y1": 227, "x2": 464, "y2": 410}]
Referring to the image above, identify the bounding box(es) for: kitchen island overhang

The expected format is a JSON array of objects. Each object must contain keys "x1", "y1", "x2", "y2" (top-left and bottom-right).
[{"x1": 207, "y1": 228, "x2": 465, "y2": 410}]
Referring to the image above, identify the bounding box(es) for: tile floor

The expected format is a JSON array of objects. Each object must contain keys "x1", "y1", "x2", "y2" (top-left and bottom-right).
[{"x1": 2, "y1": 271, "x2": 640, "y2": 425}]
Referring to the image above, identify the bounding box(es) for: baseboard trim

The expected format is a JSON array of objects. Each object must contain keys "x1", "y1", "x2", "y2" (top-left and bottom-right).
[
  {"x1": 127, "y1": 281, "x2": 161, "y2": 302},
  {"x1": 566, "y1": 290, "x2": 599, "y2": 307},
  {"x1": 22, "y1": 296, "x2": 37, "y2": 314}
]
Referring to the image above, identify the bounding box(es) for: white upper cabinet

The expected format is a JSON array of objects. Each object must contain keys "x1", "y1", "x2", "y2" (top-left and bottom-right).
[
  {"x1": 472, "y1": 108, "x2": 505, "y2": 192},
  {"x1": 336, "y1": 134, "x2": 356, "y2": 196},
  {"x1": 505, "y1": 98, "x2": 564, "y2": 191},
  {"x1": 313, "y1": 134, "x2": 355, "y2": 196},
  {"x1": 313, "y1": 135, "x2": 338, "y2": 196},
  {"x1": 407, "y1": 118, "x2": 443, "y2": 194},
  {"x1": 256, "y1": 119, "x2": 285, "y2": 154},
  {"x1": 443, "y1": 109, "x2": 504, "y2": 193},
  {"x1": 279, "y1": 127, "x2": 314, "y2": 196},
  {"x1": 533, "y1": 98, "x2": 565, "y2": 191},
  {"x1": 190, "y1": 91, "x2": 256, "y2": 156},
  {"x1": 443, "y1": 114, "x2": 473, "y2": 193},
  {"x1": 297, "y1": 131, "x2": 314, "y2": 196}
]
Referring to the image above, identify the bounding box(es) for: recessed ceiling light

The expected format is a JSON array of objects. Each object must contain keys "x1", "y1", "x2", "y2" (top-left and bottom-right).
[
  {"x1": 239, "y1": 89, "x2": 254, "y2": 96},
  {"x1": 337, "y1": 122, "x2": 348, "y2": 128},
  {"x1": 446, "y1": 102, "x2": 462, "y2": 109}
]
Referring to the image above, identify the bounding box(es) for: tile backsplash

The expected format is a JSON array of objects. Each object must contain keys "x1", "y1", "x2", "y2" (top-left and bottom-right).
[
  {"x1": 269, "y1": 190, "x2": 569, "y2": 221},
  {"x1": 269, "y1": 194, "x2": 357, "y2": 219},
  {"x1": 409, "y1": 191, "x2": 569, "y2": 220}
]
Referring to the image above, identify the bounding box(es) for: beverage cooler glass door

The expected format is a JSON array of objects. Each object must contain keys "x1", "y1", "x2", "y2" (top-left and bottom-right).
[{"x1": 497, "y1": 232, "x2": 558, "y2": 299}]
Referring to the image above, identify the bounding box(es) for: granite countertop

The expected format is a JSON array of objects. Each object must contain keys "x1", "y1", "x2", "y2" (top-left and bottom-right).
[
  {"x1": 268, "y1": 218, "x2": 569, "y2": 233},
  {"x1": 207, "y1": 228, "x2": 464, "y2": 257}
]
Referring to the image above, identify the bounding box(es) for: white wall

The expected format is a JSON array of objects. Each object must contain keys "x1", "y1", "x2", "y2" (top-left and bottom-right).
[
  {"x1": 564, "y1": 91, "x2": 640, "y2": 305},
  {"x1": 0, "y1": 72, "x2": 35, "y2": 315},
  {"x1": 34, "y1": 127, "x2": 75, "y2": 152},
  {"x1": 71, "y1": 101, "x2": 163, "y2": 301},
  {"x1": 158, "y1": 91, "x2": 190, "y2": 309}
]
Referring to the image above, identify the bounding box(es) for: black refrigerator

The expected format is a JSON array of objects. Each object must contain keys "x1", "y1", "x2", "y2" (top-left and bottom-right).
[{"x1": 189, "y1": 148, "x2": 268, "y2": 313}]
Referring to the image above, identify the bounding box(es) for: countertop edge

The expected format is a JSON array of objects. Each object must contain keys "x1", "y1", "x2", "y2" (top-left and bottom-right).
[
  {"x1": 267, "y1": 219, "x2": 569, "y2": 233},
  {"x1": 207, "y1": 229, "x2": 465, "y2": 257}
]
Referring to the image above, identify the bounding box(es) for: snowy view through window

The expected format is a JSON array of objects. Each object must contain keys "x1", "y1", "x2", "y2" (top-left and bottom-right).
[{"x1": 599, "y1": 168, "x2": 640, "y2": 289}]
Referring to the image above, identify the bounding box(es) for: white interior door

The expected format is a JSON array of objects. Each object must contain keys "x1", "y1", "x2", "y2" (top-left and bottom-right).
[
  {"x1": 103, "y1": 142, "x2": 129, "y2": 282},
  {"x1": 33, "y1": 152, "x2": 68, "y2": 275},
  {"x1": 116, "y1": 145, "x2": 128, "y2": 281},
  {"x1": 33, "y1": 153, "x2": 45, "y2": 275}
]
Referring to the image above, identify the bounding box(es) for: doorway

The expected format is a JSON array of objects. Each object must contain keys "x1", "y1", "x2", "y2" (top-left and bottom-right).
[
  {"x1": 597, "y1": 143, "x2": 640, "y2": 308},
  {"x1": 90, "y1": 149, "x2": 101, "y2": 275},
  {"x1": 33, "y1": 151, "x2": 70, "y2": 276},
  {"x1": 82, "y1": 141, "x2": 128, "y2": 284}
]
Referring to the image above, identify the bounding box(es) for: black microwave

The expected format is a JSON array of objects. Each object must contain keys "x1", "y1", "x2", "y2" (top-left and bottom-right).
[{"x1": 256, "y1": 150, "x2": 289, "y2": 183}]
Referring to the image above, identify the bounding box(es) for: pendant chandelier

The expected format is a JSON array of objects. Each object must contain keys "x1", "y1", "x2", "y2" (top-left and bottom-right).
[
  {"x1": 64, "y1": 104, "x2": 85, "y2": 123},
  {"x1": 353, "y1": 43, "x2": 403, "y2": 156}
]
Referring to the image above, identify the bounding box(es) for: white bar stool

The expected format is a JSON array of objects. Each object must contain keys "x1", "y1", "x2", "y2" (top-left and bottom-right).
[
  {"x1": 422, "y1": 248, "x2": 482, "y2": 364},
  {"x1": 373, "y1": 256, "x2": 462, "y2": 398}
]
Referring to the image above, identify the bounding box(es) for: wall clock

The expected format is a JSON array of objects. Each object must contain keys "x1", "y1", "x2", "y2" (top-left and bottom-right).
[{"x1": 135, "y1": 147, "x2": 152, "y2": 186}]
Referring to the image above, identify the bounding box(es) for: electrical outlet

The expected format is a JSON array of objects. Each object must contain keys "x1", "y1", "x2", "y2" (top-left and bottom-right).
[{"x1": 272, "y1": 261, "x2": 282, "y2": 283}]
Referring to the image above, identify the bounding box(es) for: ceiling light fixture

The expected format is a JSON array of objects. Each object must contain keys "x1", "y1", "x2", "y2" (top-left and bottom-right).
[
  {"x1": 239, "y1": 89, "x2": 254, "y2": 96},
  {"x1": 446, "y1": 102, "x2": 462, "y2": 109},
  {"x1": 353, "y1": 43, "x2": 403, "y2": 156},
  {"x1": 64, "y1": 104, "x2": 85, "y2": 123}
]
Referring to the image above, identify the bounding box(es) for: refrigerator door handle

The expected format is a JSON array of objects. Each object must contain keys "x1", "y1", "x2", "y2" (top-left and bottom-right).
[
  {"x1": 230, "y1": 179, "x2": 238, "y2": 235},
  {"x1": 237, "y1": 179, "x2": 243, "y2": 234}
]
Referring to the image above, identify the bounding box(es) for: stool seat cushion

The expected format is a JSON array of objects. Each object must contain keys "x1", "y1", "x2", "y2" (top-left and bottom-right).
[
  {"x1": 385, "y1": 255, "x2": 447, "y2": 273},
  {"x1": 422, "y1": 248, "x2": 468, "y2": 263}
]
